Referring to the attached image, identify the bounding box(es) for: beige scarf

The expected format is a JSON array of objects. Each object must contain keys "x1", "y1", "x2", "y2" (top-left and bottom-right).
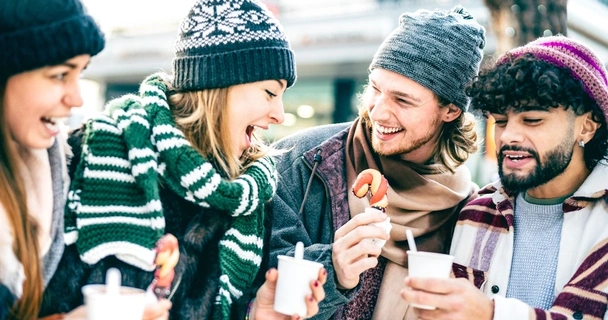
[{"x1": 345, "y1": 118, "x2": 476, "y2": 319}]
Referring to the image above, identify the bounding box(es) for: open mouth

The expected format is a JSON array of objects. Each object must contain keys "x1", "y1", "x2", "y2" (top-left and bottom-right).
[
  {"x1": 501, "y1": 152, "x2": 535, "y2": 169},
  {"x1": 505, "y1": 155, "x2": 532, "y2": 162},
  {"x1": 41, "y1": 117, "x2": 60, "y2": 131},
  {"x1": 246, "y1": 125, "x2": 255, "y2": 143},
  {"x1": 375, "y1": 123, "x2": 405, "y2": 135}
]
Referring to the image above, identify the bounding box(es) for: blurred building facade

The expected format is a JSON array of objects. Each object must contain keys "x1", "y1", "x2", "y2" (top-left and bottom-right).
[
  {"x1": 79, "y1": 0, "x2": 608, "y2": 185},
  {"x1": 82, "y1": 0, "x2": 492, "y2": 133}
]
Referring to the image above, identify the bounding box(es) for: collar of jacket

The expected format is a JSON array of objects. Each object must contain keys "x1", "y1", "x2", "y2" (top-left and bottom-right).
[{"x1": 302, "y1": 126, "x2": 350, "y2": 171}]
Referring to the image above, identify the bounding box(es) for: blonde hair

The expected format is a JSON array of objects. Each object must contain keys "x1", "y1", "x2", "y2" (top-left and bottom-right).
[
  {"x1": 163, "y1": 77, "x2": 273, "y2": 179},
  {"x1": 358, "y1": 88, "x2": 478, "y2": 173},
  {"x1": 0, "y1": 83, "x2": 43, "y2": 320},
  {"x1": 434, "y1": 111, "x2": 478, "y2": 172}
]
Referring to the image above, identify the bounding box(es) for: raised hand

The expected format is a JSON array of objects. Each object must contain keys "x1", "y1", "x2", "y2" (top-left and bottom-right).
[
  {"x1": 400, "y1": 277, "x2": 494, "y2": 320},
  {"x1": 142, "y1": 300, "x2": 172, "y2": 320},
  {"x1": 251, "y1": 267, "x2": 327, "y2": 319},
  {"x1": 332, "y1": 209, "x2": 389, "y2": 289}
]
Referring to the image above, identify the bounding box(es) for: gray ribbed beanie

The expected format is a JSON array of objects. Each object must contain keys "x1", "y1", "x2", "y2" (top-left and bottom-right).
[
  {"x1": 172, "y1": 0, "x2": 296, "y2": 91},
  {"x1": 370, "y1": 6, "x2": 485, "y2": 111}
]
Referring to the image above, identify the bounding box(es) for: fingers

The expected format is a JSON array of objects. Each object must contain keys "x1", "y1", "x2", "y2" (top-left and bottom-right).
[
  {"x1": 401, "y1": 285, "x2": 459, "y2": 315},
  {"x1": 332, "y1": 210, "x2": 390, "y2": 291},
  {"x1": 332, "y1": 253, "x2": 379, "y2": 289},
  {"x1": 304, "y1": 292, "x2": 320, "y2": 318},
  {"x1": 401, "y1": 285, "x2": 440, "y2": 311},
  {"x1": 333, "y1": 236, "x2": 382, "y2": 267},
  {"x1": 265, "y1": 268, "x2": 279, "y2": 288},
  {"x1": 311, "y1": 269, "x2": 326, "y2": 303},
  {"x1": 332, "y1": 223, "x2": 385, "y2": 290},
  {"x1": 412, "y1": 307, "x2": 443, "y2": 320},
  {"x1": 304, "y1": 272, "x2": 326, "y2": 319},
  {"x1": 402, "y1": 277, "x2": 495, "y2": 319},
  {"x1": 334, "y1": 234, "x2": 380, "y2": 261},
  {"x1": 337, "y1": 225, "x2": 389, "y2": 252},
  {"x1": 332, "y1": 225, "x2": 387, "y2": 270},
  {"x1": 404, "y1": 277, "x2": 460, "y2": 295},
  {"x1": 142, "y1": 299, "x2": 172, "y2": 320},
  {"x1": 337, "y1": 255, "x2": 379, "y2": 279},
  {"x1": 334, "y1": 210, "x2": 387, "y2": 240},
  {"x1": 317, "y1": 267, "x2": 328, "y2": 285},
  {"x1": 401, "y1": 277, "x2": 472, "y2": 313},
  {"x1": 402, "y1": 286, "x2": 471, "y2": 318},
  {"x1": 254, "y1": 268, "x2": 279, "y2": 307}
]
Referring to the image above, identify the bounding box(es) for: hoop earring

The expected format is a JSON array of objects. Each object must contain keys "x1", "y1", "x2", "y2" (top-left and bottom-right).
[{"x1": 579, "y1": 140, "x2": 585, "y2": 148}]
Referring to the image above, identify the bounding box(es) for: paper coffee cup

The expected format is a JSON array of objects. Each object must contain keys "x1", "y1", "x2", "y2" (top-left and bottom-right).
[
  {"x1": 82, "y1": 284, "x2": 146, "y2": 320},
  {"x1": 274, "y1": 255, "x2": 323, "y2": 317},
  {"x1": 407, "y1": 251, "x2": 454, "y2": 310}
]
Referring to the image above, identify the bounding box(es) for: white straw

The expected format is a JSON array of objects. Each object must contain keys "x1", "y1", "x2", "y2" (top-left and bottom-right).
[
  {"x1": 405, "y1": 229, "x2": 417, "y2": 252},
  {"x1": 106, "y1": 268, "x2": 121, "y2": 296},
  {"x1": 295, "y1": 241, "x2": 304, "y2": 260}
]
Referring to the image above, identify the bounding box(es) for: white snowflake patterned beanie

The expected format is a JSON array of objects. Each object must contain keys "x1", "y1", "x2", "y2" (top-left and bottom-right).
[{"x1": 172, "y1": 0, "x2": 296, "y2": 91}]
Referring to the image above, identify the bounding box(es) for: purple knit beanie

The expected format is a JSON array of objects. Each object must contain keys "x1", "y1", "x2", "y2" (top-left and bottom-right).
[{"x1": 497, "y1": 35, "x2": 608, "y2": 124}]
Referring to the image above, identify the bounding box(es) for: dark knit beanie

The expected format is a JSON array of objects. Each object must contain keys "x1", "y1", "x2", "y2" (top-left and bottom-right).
[
  {"x1": 370, "y1": 6, "x2": 486, "y2": 111},
  {"x1": 172, "y1": 0, "x2": 296, "y2": 91},
  {"x1": 0, "y1": 0, "x2": 105, "y2": 81}
]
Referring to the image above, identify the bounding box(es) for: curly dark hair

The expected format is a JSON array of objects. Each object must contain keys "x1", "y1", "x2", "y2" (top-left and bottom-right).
[{"x1": 466, "y1": 53, "x2": 608, "y2": 170}]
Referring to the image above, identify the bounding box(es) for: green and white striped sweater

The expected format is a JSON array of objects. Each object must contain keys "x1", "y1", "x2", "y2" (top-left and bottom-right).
[{"x1": 65, "y1": 73, "x2": 278, "y2": 318}]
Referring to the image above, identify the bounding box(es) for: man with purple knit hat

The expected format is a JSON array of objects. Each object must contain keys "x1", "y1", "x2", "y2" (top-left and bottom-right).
[{"x1": 401, "y1": 35, "x2": 608, "y2": 319}]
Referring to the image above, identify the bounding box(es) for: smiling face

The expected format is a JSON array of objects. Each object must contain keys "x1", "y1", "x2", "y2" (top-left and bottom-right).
[
  {"x1": 226, "y1": 79, "x2": 286, "y2": 158},
  {"x1": 3, "y1": 54, "x2": 90, "y2": 149},
  {"x1": 493, "y1": 107, "x2": 583, "y2": 192},
  {"x1": 360, "y1": 68, "x2": 461, "y2": 164}
]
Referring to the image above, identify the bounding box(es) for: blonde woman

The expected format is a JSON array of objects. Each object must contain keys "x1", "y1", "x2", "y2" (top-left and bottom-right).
[{"x1": 40, "y1": 0, "x2": 326, "y2": 319}]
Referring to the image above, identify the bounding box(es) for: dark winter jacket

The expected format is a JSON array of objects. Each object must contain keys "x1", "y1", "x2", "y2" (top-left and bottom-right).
[
  {"x1": 0, "y1": 285, "x2": 14, "y2": 320},
  {"x1": 269, "y1": 123, "x2": 360, "y2": 319}
]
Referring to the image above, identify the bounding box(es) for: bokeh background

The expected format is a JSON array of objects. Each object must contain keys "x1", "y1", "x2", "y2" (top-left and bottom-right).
[{"x1": 76, "y1": 0, "x2": 608, "y2": 186}]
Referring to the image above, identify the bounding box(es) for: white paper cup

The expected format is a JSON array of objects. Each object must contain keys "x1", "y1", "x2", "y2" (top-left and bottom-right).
[
  {"x1": 407, "y1": 251, "x2": 454, "y2": 310},
  {"x1": 82, "y1": 284, "x2": 146, "y2": 320},
  {"x1": 274, "y1": 255, "x2": 323, "y2": 317}
]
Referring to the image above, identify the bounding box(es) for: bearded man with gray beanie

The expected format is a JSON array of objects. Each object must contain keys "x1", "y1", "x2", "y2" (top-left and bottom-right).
[{"x1": 269, "y1": 6, "x2": 485, "y2": 320}]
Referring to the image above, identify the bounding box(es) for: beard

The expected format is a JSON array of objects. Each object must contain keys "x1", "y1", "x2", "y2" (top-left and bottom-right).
[
  {"x1": 498, "y1": 138, "x2": 575, "y2": 193},
  {"x1": 368, "y1": 113, "x2": 442, "y2": 157},
  {"x1": 372, "y1": 129, "x2": 437, "y2": 157}
]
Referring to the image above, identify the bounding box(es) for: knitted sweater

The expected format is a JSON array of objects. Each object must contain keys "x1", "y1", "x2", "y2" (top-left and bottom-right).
[
  {"x1": 63, "y1": 73, "x2": 277, "y2": 318},
  {"x1": 40, "y1": 126, "x2": 271, "y2": 320},
  {"x1": 506, "y1": 194, "x2": 563, "y2": 309},
  {"x1": 451, "y1": 163, "x2": 608, "y2": 320},
  {"x1": 40, "y1": 169, "x2": 270, "y2": 320}
]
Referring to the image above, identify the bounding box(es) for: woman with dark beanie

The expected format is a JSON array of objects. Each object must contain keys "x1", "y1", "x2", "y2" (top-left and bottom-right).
[{"x1": 0, "y1": 0, "x2": 104, "y2": 319}]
